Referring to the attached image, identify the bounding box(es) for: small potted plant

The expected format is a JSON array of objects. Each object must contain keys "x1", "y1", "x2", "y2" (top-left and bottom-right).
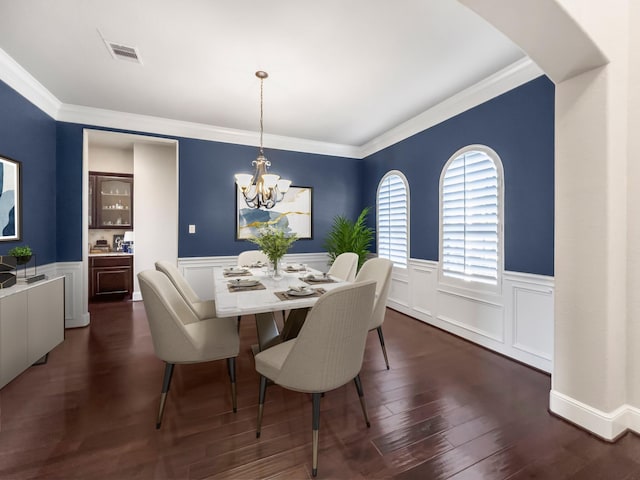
[
  {"x1": 8, "y1": 245, "x2": 33, "y2": 265},
  {"x1": 247, "y1": 226, "x2": 297, "y2": 279}
]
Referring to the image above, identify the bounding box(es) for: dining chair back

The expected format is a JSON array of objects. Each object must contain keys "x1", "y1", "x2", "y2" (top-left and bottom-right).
[
  {"x1": 327, "y1": 252, "x2": 358, "y2": 282},
  {"x1": 138, "y1": 270, "x2": 240, "y2": 428},
  {"x1": 355, "y1": 257, "x2": 393, "y2": 369},
  {"x1": 254, "y1": 280, "x2": 376, "y2": 477},
  {"x1": 238, "y1": 250, "x2": 269, "y2": 267},
  {"x1": 155, "y1": 260, "x2": 216, "y2": 322}
]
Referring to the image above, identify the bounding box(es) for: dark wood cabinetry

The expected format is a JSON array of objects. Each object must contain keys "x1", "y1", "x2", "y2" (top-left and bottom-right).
[
  {"x1": 89, "y1": 255, "x2": 133, "y2": 300},
  {"x1": 89, "y1": 172, "x2": 133, "y2": 229}
]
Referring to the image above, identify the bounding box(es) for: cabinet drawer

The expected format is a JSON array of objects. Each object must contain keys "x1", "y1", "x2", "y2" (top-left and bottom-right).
[{"x1": 90, "y1": 256, "x2": 132, "y2": 268}]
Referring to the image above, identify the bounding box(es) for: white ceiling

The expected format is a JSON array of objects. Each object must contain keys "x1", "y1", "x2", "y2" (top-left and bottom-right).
[{"x1": 0, "y1": 0, "x2": 525, "y2": 149}]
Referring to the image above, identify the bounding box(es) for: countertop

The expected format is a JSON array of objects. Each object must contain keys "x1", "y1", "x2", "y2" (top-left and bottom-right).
[{"x1": 88, "y1": 252, "x2": 134, "y2": 257}]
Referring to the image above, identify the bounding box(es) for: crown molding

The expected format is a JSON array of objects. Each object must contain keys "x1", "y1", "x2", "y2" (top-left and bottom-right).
[
  {"x1": 0, "y1": 48, "x2": 61, "y2": 119},
  {"x1": 57, "y1": 103, "x2": 361, "y2": 159},
  {"x1": 1, "y1": 45, "x2": 543, "y2": 160},
  {"x1": 357, "y1": 57, "x2": 545, "y2": 158}
]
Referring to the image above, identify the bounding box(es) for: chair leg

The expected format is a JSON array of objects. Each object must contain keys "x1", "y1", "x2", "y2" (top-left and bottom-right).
[
  {"x1": 376, "y1": 326, "x2": 390, "y2": 370},
  {"x1": 227, "y1": 357, "x2": 237, "y2": 413},
  {"x1": 353, "y1": 375, "x2": 371, "y2": 428},
  {"x1": 311, "y1": 392, "x2": 322, "y2": 477},
  {"x1": 256, "y1": 375, "x2": 268, "y2": 438},
  {"x1": 156, "y1": 362, "x2": 175, "y2": 429}
]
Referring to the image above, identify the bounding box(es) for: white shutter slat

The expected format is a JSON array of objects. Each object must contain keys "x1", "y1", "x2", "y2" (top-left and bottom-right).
[
  {"x1": 378, "y1": 173, "x2": 408, "y2": 268},
  {"x1": 442, "y1": 150, "x2": 499, "y2": 284}
]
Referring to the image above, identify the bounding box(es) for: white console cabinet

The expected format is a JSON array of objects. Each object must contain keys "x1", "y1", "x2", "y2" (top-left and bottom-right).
[{"x1": 0, "y1": 277, "x2": 64, "y2": 388}]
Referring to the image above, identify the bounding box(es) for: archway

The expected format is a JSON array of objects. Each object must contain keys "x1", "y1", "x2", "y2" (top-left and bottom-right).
[{"x1": 458, "y1": 0, "x2": 636, "y2": 440}]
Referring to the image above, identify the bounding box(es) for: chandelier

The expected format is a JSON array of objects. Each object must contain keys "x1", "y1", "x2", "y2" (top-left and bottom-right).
[{"x1": 235, "y1": 71, "x2": 291, "y2": 209}]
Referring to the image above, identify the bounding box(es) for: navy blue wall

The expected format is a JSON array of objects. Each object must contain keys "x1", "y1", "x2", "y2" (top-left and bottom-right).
[
  {"x1": 2, "y1": 75, "x2": 553, "y2": 275},
  {"x1": 362, "y1": 76, "x2": 555, "y2": 276},
  {"x1": 0, "y1": 80, "x2": 57, "y2": 264},
  {"x1": 55, "y1": 123, "x2": 362, "y2": 261},
  {"x1": 178, "y1": 138, "x2": 361, "y2": 258}
]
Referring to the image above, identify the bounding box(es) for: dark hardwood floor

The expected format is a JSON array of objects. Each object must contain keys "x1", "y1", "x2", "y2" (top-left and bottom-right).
[{"x1": 1, "y1": 301, "x2": 639, "y2": 479}]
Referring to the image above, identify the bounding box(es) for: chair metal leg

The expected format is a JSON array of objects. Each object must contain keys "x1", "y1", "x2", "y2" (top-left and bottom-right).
[
  {"x1": 156, "y1": 362, "x2": 175, "y2": 429},
  {"x1": 227, "y1": 357, "x2": 237, "y2": 413},
  {"x1": 256, "y1": 375, "x2": 268, "y2": 438},
  {"x1": 376, "y1": 326, "x2": 390, "y2": 370},
  {"x1": 311, "y1": 392, "x2": 321, "y2": 477},
  {"x1": 353, "y1": 375, "x2": 371, "y2": 428}
]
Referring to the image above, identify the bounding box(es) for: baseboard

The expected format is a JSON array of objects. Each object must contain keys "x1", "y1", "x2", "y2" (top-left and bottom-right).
[
  {"x1": 549, "y1": 389, "x2": 631, "y2": 441},
  {"x1": 65, "y1": 311, "x2": 90, "y2": 329}
]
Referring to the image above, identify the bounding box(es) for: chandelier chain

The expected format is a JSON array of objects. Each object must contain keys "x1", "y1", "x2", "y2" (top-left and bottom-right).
[{"x1": 259, "y1": 75, "x2": 264, "y2": 154}]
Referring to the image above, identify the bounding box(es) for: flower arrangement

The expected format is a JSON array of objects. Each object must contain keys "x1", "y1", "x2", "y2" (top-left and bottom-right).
[{"x1": 247, "y1": 226, "x2": 297, "y2": 267}]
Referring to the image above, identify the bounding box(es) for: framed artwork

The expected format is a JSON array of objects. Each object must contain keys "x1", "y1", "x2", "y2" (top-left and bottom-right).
[
  {"x1": 0, "y1": 155, "x2": 21, "y2": 242},
  {"x1": 113, "y1": 234, "x2": 124, "y2": 251},
  {"x1": 236, "y1": 186, "x2": 312, "y2": 240}
]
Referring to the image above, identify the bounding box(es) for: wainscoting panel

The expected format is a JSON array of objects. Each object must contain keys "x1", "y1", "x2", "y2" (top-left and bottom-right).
[
  {"x1": 410, "y1": 265, "x2": 435, "y2": 318},
  {"x1": 436, "y1": 289, "x2": 504, "y2": 342},
  {"x1": 389, "y1": 269, "x2": 409, "y2": 308},
  {"x1": 53, "y1": 255, "x2": 553, "y2": 372},
  {"x1": 387, "y1": 259, "x2": 554, "y2": 373}
]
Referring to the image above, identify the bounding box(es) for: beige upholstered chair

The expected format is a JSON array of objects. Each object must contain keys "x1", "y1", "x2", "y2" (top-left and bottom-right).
[
  {"x1": 327, "y1": 251, "x2": 359, "y2": 282},
  {"x1": 355, "y1": 257, "x2": 393, "y2": 369},
  {"x1": 138, "y1": 270, "x2": 240, "y2": 428},
  {"x1": 238, "y1": 249, "x2": 268, "y2": 267},
  {"x1": 155, "y1": 260, "x2": 216, "y2": 322},
  {"x1": 254, "y1": 280, "x2": 376, "y2": 477}
]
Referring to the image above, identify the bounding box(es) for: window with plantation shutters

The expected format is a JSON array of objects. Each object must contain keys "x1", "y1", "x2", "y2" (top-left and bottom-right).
[
  {"x1": 377, "y1": 171, "x2": 409, "y2": 268},
  {"x1": 440, "y1": 147, "x2": 502, "y2": 286}
]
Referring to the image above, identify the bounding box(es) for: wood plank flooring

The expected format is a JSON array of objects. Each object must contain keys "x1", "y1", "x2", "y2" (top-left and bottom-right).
[{"x1": 1, "y1": 301, "x2": 639, "y2": 479}]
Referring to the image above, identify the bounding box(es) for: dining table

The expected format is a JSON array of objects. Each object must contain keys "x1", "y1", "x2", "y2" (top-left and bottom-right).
[{"x1": 212, "y1": 263, "x2": 349, "y2": 352}]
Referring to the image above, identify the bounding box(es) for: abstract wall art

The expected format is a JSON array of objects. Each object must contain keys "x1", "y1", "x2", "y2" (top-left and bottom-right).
[
  {"x1": 236, "y1": 186, "x2": 312, "y2": 240},
  {"x1": 0, "y1": 155, "x2": 21, "y2": 242}
]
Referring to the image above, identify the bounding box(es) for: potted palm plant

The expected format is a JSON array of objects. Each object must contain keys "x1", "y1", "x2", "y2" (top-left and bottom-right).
[
  {"x1": 323, "y1": 207, "x2": 375, "y2": 271},
  {"x1": 247, "y1": 226, "x2": 298, "y2": 279}
]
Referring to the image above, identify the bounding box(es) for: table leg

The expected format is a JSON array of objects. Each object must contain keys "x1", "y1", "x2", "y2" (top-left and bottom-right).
[
  {"x1": 280, "y1": 308, "x2": 310, "y2": 341},
  {"x1": 255, "y1": 312, "x2": 282, "y2": 352}
]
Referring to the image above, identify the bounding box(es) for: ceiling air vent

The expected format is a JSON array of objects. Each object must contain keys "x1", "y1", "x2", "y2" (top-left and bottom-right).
[{"x1": 105, "y1": 41, "x2": 143, "y2": 64}]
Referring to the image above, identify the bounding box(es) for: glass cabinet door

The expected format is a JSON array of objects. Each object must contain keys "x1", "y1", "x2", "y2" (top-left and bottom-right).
[
  {"x1": 94, "y1": 174, "x2": 133, "y2": 229},
  {"x1": 88, "y1": 174, "x2": 96, "y2": 228}
]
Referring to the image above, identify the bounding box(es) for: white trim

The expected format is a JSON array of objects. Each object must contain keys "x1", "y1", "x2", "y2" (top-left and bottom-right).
[
  {"x1": 387, "y1": 259, "x2": 554, "y2": 373},
  {"x1": 358, "y1": 58, "x2": 544, "y2": 158},
  {"x1": 549, "y1": 390, "x2": 633, "y2": 441},
  {"x1": 0, "y1": 46, "x2": 542, "y2": 159},
  {"x1": 438, "y1": 144, "x2": 505, "y2": 294},
  {"x1": 58, "y1": 104, "x2": 361, "y2": 159},
  {"x1": 0, "y1": 48, "x2": 61, "y2": 119}
]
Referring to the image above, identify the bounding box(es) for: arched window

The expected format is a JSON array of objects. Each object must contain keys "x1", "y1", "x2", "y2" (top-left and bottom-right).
[
  {"x1": 440, "y1": 146, "x2": 503, "y2": 286},
  {"x1": 377, "y1": 171, "x2": 409, "y2": 268}
]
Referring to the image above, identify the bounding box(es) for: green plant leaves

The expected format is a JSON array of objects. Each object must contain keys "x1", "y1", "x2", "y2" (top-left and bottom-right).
[
  {"x1": 247, "y1": 227, "x2": 297, "y2": 264},
  {"x1": 323, "y1": 207, "x2": 374, "y2": 270}
]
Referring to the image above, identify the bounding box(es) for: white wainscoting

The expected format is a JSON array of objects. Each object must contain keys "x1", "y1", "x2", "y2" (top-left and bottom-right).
[
  {"x1": 52, "y1": 255, "x2": 554, "y2": 374},
  {"x1": 387, "y1": 259, "x2": 554, "y2": 373}
]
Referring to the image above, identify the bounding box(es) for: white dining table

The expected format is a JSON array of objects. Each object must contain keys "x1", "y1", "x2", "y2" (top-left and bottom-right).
[
  {"x1": 213, "y1": 265, "x2": 347, "y2": 317},
  {"x1": 212, "y1": 265, "x2": 348, "y2": 351}
]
